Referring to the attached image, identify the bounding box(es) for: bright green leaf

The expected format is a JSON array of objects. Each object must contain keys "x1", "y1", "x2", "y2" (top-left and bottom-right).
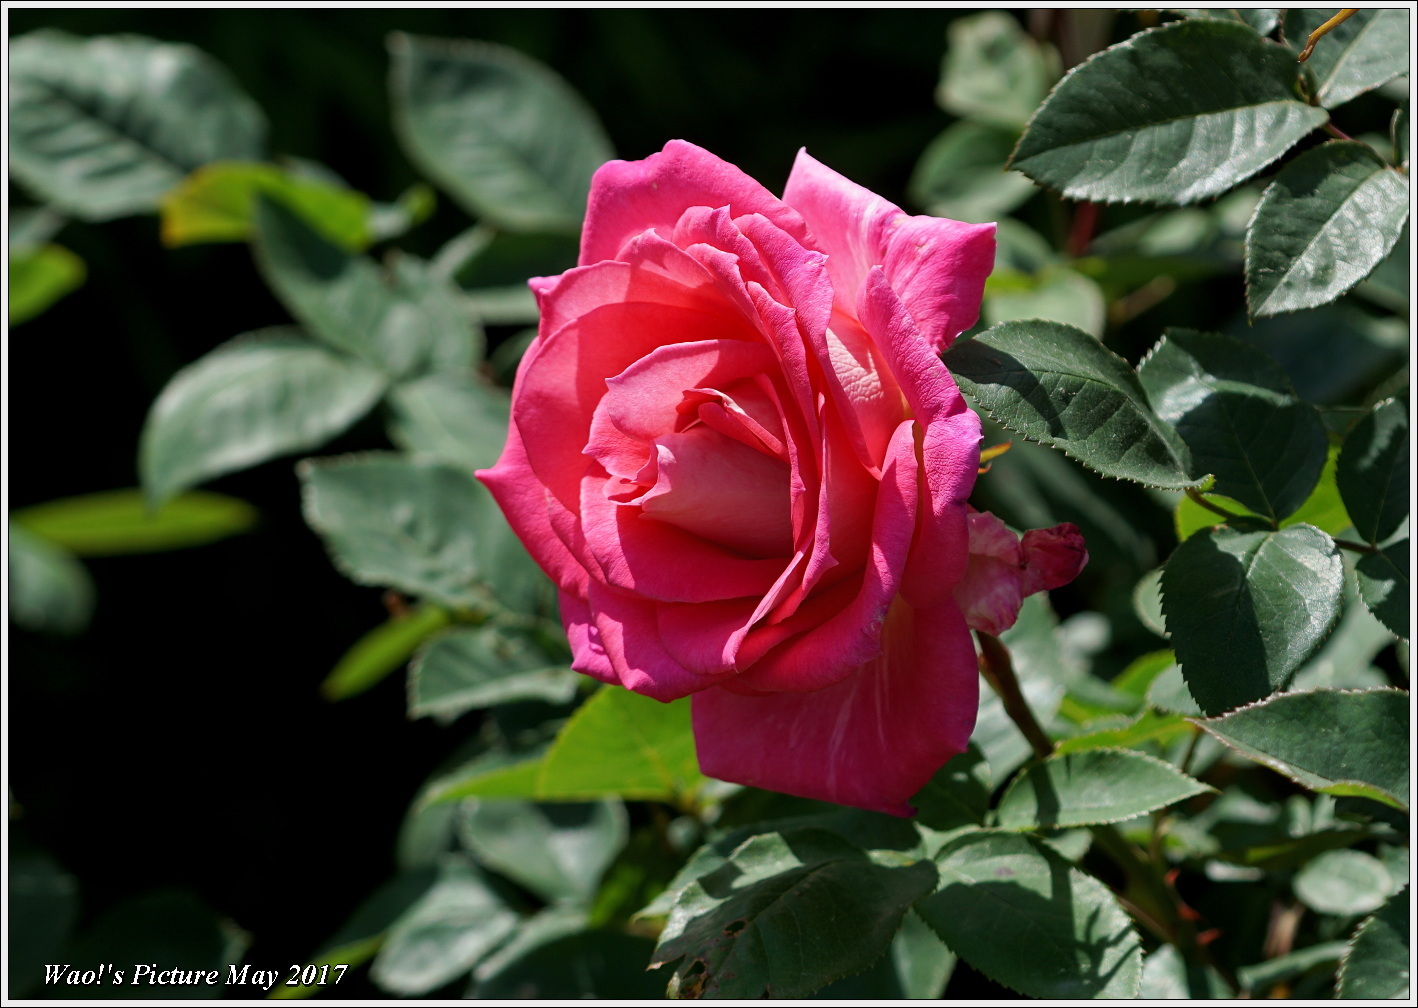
[
  {"x1": 1011, "y1": 20, "x2": 1327, "y2": 204},
  {"x1": 908, "y1": 121, "x2": 1036, "y2": 223},
  {"x1": 1295, "y1": 849, "x2": 1393, "y2": 917},
  {"x1": 298, "y1": 453, "x2": 497, "y2": 609},
  {"x1": 475, "y1": 929, "x2": 661, "y2": 999},
  {"x1": 918, "y1": 830, "x2": 1142, "y2": 998},
  {"x1": 8, "y1": 31, "x2": 265, "y2": 220},
  {"x1": 371, "y1": 855, "x2": 518, "y2": 996},
  {"x1": 1162, "y1": 524, "x2": 1343, "y2": 714},
  {"x1": 160, "y1": 161, "x2": 372, "y2": 250},
  {"x1": 652, "y1": 828, "x2": 937, "y2": 999},
  {"x1": 1246, "y1": 142, "x2": 1408, "y2": 317},
  {"x1": 1139, "y1": 328, "x2": 1327, "y2": 520},
  {"x1": 9, "y1": 243, "x2": 85, "y2": 325},
  {"x1": 253, "y1": 199, "x2": 480, "y2": 379},
  {"x1": 538, "y1": 687, "x2": 704, "y2": 803},
  {"x1": 1337, "y1": 887, "x2": 1410, "y2": 999},
  {"x1": 1115, "y1": 649, "x2": 1176, "y2": 700},
  {"x1": 1054, "y1": 709, "x2": 1192, "y2": 756},
  {"x1": 937, "y1": 12, "x2": 1058, "y2": 129},
  {"x1": 385, "y1": 373, "x2": 510, "y2": 471},
  {"x1": 409, "y1": 626, "x2": 577, "y2": 721},
  {"x1": 322, "y1": 605, "x2": 451, "y2": 701},
  {"x1": 8, "y1": 523, "x2": 94, "y2": 636},
  {"x1": 456, "y1": 800, "x2": 625, "y2": 905},
  {"x1": 388, "y1": 33, "x2": 613, "y2": 233},
  {"x1": 1356, "y1": 540, "x2": 1408, "y2": 639},
  {"x1": 1287, "y1": 8, "x2": 1410, "y2": 109},
  {"x1": 13, "y1": 489, "x2": 255, "y2": 556},
  {"x1": 1192, "y1": 687, "x2": 1409, "y2": 810},
  {"x1": 995, "y1": 748, "x2": 1211, "y2": 828},
  {"x1": 945, "y1": 320, "x2": 1199, "y2": 489},
  {"x1": 1337, "y1": 396, "x2": 1408, "y2": 546},
  {"x1": 139, "y1": 329, "x2": 384, "y2": 507}
]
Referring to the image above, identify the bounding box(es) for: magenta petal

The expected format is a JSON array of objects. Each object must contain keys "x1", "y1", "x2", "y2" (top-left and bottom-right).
[
  {"x1": 693, "y1": 597, "x2": 978, "y2": 815},
  {"x1": 953, "y1": 512, "x2": 1089, "y2": 635},
  {"x1": 580, "y1": 140, "x2": 809, "y2": 267},
  {"x1": 783, "y1": 149, "x2": 996, "y2": 351},
  {"x1": 1021, "y1": 523, "x2": 1089, "y2": 596},
  {"x1": 587, "y1": 581, "x2": 735, "y2": 701},
  {"x1": 559, "y1": 590, "x2": 621, "y2": 686}
]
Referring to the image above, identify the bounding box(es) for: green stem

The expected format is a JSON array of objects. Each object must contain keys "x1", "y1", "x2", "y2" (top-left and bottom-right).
[
  {"x1": 975, "y1": 632, "x2": 1053, "y2": 759},
  {"x1": 1184, "y1": 487, "x2": 1250, "y2": 524}
]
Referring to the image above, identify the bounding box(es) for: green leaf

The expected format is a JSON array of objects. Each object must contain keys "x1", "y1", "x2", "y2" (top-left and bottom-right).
[
  {"x1": 427, "y1": 686, "x2": 704, "y2": 805},
  {"x1": 1176, "y1": 443, "x2": 1353, "y2": 541},
  {"x1": 652, "y1": 828, "x2": 938, "y2": 999},
  {"x1": 1054, "y1": 709, "x2": 1192, "y2": 756},
  {"x1": 945, "y1": 320, "x2": 1199, "y2": 488},
  {"x1": 1161, "y1": 525, "x2": 1343, "y2": 714},
  {"x1": 995, "y1": 748, "x2": 1212, "y2": 829},
  {"x1": 1356, "y1": 540, "x2": 1408, "y2": 639},
  {"x1": 475, "y1": 929, "x2": 661, "y2": 999},
  {"x1": 409, "y1": 626, "x2": 577, "y2": 721},
  {"x1": 1146, "y1": 662, "x2": 1202, "y2": 716},
  {"x1": 159, "y1": 161, "x2": 372, "y2": 250},
  {"x1": 1193, "y1": 687, "x2": 1409, "y2": 810},
  {"x1": 1294, "y1": 849, "x2": 1394, "y2": 917},
  {"x1": 1141, "y1": 943, "x2": 1232, "y2": 998},
  {"x1": 1139, "y1": 328, "x2": 1327, "y2": 521},
  {"x1": 385, "y1": 373, "x2": 510, "y2": 471},
  {"x1": 908, "y1": 122, "x2": 1036, "y2": 223},
  {"x1": 917, "y1": 831, "x2": 1142, "y2": 998},
  {"x1": 457, "y1": 800, "x2": 626, "y2": 905},
  {"x1": 983, "y1": 267, "x2": 1107, "y2": 337},
  {"x1": 298, "y1": 453, "x2": 498, "y2": 609},
  {"x1": 910, "y1": 745, "x2": 990, "y2": 833},
  {"x1": 1011, "y1": 21, "x2": 1328, "y2": 204},
  {"x1": 8, "y1": 31, "x2": 266, "y2": 220},
  {"x1": 1237, "y1": 940, "x2": 1348, "y2": 994},
  {"x1": 1286, "y1": 8, "x2": 1410, "y2": 109},
  {"x1": 891, "y1": 908, "x2": 957, "y2": 998},
  {"x1": 1337, "y1": 887, "x2": 1410, "y2": 999},
  {"x1": 538, "y1": 687, "x2": 704, "y2": 803},
  {"x1": 1246, "y1": 142, "x2": 1409, "y2": 317},
  {"x1": 1337, "y1": 396, "x2": 1408, "y2": 547},
  {"x1": 388, "y1": 33, "x2": 613, "y2": 233},
  {"x1": 322, "y1": 605, "x2": 451, "y2": 701},
  {"x1": 9, "y1": 243, "x2": 85, "y2": 325},
  {"x1": 460, "y1": 284, "x2": 541, "y2": 326},
  {"x1": 139, "y1": 329, "x2": 384, "y2": 507},
  {"x1": 1171, "y1": 8, "x2": 1281, "y2": 36},
  {"x1": 371, "y1": 855, "x2": 519, "y2": 996},
  {"x1": 7, "y1": 523, "x2": 94, "y2": 636},
  {"x1": 13, "y1": 489, "x2": 255, "y2": 556},
  {"x1": 253, "y1": 200, "x2": 480, "y2": 379},
  {"x1": 937, "y1": 12, "x2": 1058, "y2": 129},
  {"x1": 1114, "y1": 649, "x2": 1176, "y2": 700}
]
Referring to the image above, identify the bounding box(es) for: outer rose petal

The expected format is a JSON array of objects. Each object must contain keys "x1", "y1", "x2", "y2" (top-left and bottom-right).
[
  {"x1": 580, "y1": 140, "x2": 809, "y2": 266},
  {"x1": 783, "y1": 149, "x2": 996, "y2": 352},
  {"x1": 953, "y1": 511, "x2": 1088, "y2": 635},
  {"x1": 692, "y1": 597, "x2": 978, "y2": 816}
]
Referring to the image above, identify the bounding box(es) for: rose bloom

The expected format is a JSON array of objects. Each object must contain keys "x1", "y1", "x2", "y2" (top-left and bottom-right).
[{"x1": 480, "y1": 141, "x2": 1085, "y2": 815}]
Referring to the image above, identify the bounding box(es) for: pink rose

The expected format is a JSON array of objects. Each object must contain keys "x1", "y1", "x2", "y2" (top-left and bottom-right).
[{"x1": 479, "y1": 140, "x2": 1085, "y2": 815}]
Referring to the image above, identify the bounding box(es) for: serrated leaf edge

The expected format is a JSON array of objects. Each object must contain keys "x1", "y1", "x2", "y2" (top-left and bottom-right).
[{"x1": 995, "y1": 746, "x2": 1215, "y2": 829}]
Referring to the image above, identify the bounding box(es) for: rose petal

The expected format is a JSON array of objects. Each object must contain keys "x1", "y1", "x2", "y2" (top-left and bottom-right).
[
  {"x1": 560, "y1": 590, "x2": 621, "y2": 686},
  {"x1": 783, "y1": 149, "x2": 996, "y2": 351},
  {"x1": 953, "y1": 512, "x2": 1089, "y2": 635},
  {"x1": 692, "y1": 596, "x2": 978, "y2": 816},
  {"x1": 580, "y1": 140, "x2": 809, "y2": 267},
  {"x1": 587, "y1": 581, "x2": 735, "y2": 701}
]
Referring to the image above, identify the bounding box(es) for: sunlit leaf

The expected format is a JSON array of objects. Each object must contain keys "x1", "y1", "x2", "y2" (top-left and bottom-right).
[
  {"x1": 1286, "y1": 8, "x2": 1410, "y2": 108},
  {"x1": 937, "y1": 12, "x2": 1058, "y2": 129},
  {"x1": 322, "y1": 605, "x2": 451, "y2": 701},
  {"x1": 8, "y1": 522, "x2": 94, "y2": 636},
  {"x1": 9, "y1": 243, "x2": 85, "y2": 325},
  {"x1": 13, "y1": 489, "x2": 255, "y2": 556},
  {"x1": 409, "y1": 626, "x2": 577, "y2": 720},
  {"x1": 995, "y1": 749, "x2": 1211, "y2": 828},
  {"x1": 1294, "y1": 849, "x2": 1393, "y2": 917},
  {"x1": 456, "y1": 799, "x2": 625, "y2": 904},
  {"x1": 1012, "y1": 21, "x2": 1326, "y2": 204}
]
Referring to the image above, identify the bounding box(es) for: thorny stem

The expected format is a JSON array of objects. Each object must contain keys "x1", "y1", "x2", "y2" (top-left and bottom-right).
[{"x1": 978, "y1": 633, "x2": 1244, "y2": 994}]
